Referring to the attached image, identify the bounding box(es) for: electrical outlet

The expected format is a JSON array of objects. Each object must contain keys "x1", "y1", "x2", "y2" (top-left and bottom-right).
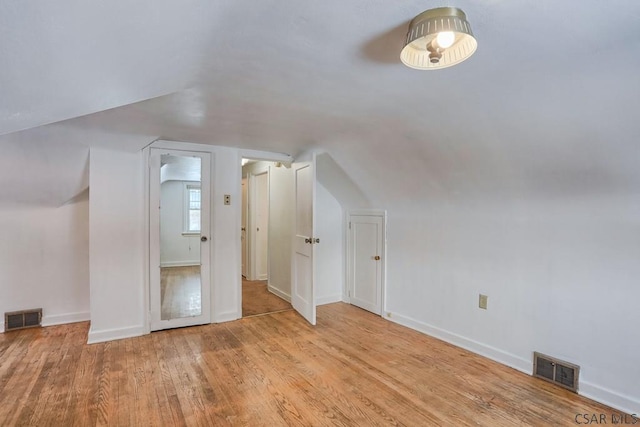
[
  {"x1": 387, "y1": 312, "x2": 392, "y2": 318},
  {"x1": 479, "y1": 294, "x2": 488, "y2": 310},
  {"x1": 224, "y1": 194, "x2": 231, "y2": 205}
]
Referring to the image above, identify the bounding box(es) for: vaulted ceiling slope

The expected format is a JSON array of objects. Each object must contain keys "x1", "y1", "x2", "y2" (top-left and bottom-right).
[{"x1": 1, "y1": 1, "x2": 639, "y2": 206}]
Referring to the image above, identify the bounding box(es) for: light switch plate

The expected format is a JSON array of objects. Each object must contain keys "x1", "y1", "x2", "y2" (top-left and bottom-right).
[{"x1": 479, "y1": 294, "x2": 488, "y2": 310}]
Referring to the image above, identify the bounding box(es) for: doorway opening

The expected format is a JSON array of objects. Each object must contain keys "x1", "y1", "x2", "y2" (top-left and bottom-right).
[{"x1": 241, "y1": 158, "x2": 294, "y2": 317}]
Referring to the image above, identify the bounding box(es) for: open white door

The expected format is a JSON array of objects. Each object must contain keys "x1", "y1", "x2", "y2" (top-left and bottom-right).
[
  {"x1": 291, "y1": 157, "x2": 317, "y2": 325},
  {"x1": 149, "y1": 148, "x2": 211, "y2": 331}
]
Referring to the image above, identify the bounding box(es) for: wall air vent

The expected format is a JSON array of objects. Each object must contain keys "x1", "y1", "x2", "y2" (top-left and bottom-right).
[
  {"x1": 4, "y1": 309, "x2": 42, "y2": 332},
  {"x1": 533, "y1": 351, "x2": 580, "y2": 393}
]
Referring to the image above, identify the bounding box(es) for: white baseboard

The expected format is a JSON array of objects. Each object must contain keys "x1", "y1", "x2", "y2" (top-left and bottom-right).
[
  {"x1": 389, "y1": 312, "x2": 531, "y2": 374},
  {"x1": 316, "y1": 294, "x2": 343, "y2": 306},
  {"x1": 213, "y1": 311, "x2": 240, "y2": 323},
  {"x1": 268, "y1": 285, "x2": 291, "y2": 303},
  {"x1": 388, "y1": 312, "x2": 639, "y2": 415},
  {"x1": 160, "y1": 261, "x2": 200, "y2": 268},
  {"x1": 42, "y1": 311, "x2": 90, "y2": 327},
  {"x1": 87, "y1": 325, "x2": 145, "y2": 344},
  {"x1": 580, "y1": 381, "x2": 639, "y2": 415}
]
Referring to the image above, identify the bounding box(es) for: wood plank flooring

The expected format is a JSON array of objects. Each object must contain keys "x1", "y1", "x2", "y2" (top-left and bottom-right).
[
  {"x1": 242, "y1": 279, "x2": 292, "y2": 317},
  {"x1": 0, "y1": 303, "x2": 619, "y2": 426},
  {"x1": 161, "y1": 266, "x2": 202, "y2": 320}
]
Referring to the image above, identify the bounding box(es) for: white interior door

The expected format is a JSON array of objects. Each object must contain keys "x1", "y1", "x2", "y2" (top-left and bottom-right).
[
  {"x1": 348, "y1": 214, "x2": 384, "y2": 315},
  {"x1": 241, "y1": 177, "x2": 248, "y2": 277},
  {"x1": 149, "y1": 148, "x2": 211, "y2": 331},
  {"x1": 291, "y1": 159, "x2": 316, "y2": 325},
  {"x1": 255, "y1": 172, "x2": 269, "y2": 280}
]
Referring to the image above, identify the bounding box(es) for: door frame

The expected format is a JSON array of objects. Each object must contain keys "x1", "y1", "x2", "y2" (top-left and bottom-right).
[
  {"x1": 148, "y1": 147, "x2": 212, "y2": 331},
  {"x1": 345, "y1": 210, "x2": 387, "y2": 316},
  {"x1": 237, "y1": 153, "x2": 293, "y2": 317},
  {"x1": 143, "y1": 140, "x2": 221, "y2": 334},
  {"x1": 142, "y1": 143, "x2": 292, "y2": 333}
]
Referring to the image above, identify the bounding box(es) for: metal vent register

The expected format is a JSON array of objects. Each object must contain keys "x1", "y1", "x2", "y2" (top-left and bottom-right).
[
  {"x1": 4, "y1": 308, "x2": 42, "y2": 332},
  {"x1": 533, "y1": 352, "x2": 580, "y2": 392}
]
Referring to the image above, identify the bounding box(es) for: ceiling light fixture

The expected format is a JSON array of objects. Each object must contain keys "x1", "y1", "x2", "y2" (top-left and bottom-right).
[{"x1": 400, "y1": 7, "x2": 477, "y2": 70}]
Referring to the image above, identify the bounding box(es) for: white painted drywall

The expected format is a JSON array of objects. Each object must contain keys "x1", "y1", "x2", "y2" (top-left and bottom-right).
[
  {"x1": 0, "y1": 198, "x2": 90, "y2": 331},
  {"x1": 316, "y1": 152, "x2": 370, "y2": 210},
  {"x1": 384, "y1": 195, "x2": 640, "y2": 414},
  {"x1": 160, "y1": 181, "x2": 200, "y2": 267},
  {"x1": 88, "y1": 147, "x2": 145, "y2": 343},
  {"x1": 210, "y1": 146, "x2": 243, "y2": 322},
  {"x1": 314, "y1": 182, "x2": 344, "y2": 305},
  {"x1": 0, "y1": 135, "x2": 90, "y2": 332}
]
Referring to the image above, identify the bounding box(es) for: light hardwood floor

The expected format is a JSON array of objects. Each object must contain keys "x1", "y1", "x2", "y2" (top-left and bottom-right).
[
  {"x1": 0, "y1": 303, "x2": 617, "y2": 426},
  {"x1": 161, "y1": 268, "x2": 292, "y2": 320},
  {"x1": 242, "y1": 278, "x2": 292, "y2": 317},
  {"x1": 161, "y1": 266, "x2": 202, "y2": 320}
]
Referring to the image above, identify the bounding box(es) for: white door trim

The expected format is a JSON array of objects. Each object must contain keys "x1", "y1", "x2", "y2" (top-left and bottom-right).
[
  {"x1": 149, "y1": 148, "x2": 212, "y2": 331},
  {"x1": 346, "y1": 210, "x2": 387, "y2": 316}
]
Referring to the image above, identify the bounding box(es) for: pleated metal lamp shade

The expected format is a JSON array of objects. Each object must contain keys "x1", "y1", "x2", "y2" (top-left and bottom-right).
[{"x1": 400, "y1": 7, "x2": 477, "y2": 70}]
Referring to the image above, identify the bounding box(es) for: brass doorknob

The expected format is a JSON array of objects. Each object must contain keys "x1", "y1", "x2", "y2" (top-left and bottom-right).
[{"x1": 374, "y1": 256, "x2": 381, "y2": 260}]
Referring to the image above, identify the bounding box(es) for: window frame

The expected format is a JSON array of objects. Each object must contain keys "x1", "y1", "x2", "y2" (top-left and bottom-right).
[{"x1": 182, "y1": 182, "x2": 202, "y2": 235}]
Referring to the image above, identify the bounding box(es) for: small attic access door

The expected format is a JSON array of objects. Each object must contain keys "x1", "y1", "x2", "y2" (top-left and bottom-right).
[
  {"x1": 347, "y1": 212, "x2": 386, "y2": 316},
  {"x1": 291, "y1": 155, "x2": 318, "y2": 325}
]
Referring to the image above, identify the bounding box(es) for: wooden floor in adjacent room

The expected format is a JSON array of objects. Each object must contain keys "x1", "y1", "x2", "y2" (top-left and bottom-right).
[
  {"x1": 242, "y1": 278, "x2": 292, "y2": 317},
  {"x1": 0, "y1": 303, "x2": 616, "y2": 426}
]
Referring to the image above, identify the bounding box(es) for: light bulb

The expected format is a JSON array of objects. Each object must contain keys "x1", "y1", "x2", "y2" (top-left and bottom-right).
[{"x1": 436, "y1": 31, "x2": 455, "y2": 49}]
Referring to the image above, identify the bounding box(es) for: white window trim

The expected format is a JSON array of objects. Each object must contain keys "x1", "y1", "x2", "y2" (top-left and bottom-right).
[{"x1": 183, "y1": 182, "x2": 201, "y2": 235}]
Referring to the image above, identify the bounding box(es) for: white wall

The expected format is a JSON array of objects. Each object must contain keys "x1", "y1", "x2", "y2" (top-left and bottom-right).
[
  {"x1": 0, "y1": 135, "x2": 90, "y2": 332},
  {"x1": 160, "y1": 180, "x2": 200, "y2": 267},
  {"x1": 88, "y1": 147, "x2": 145, "y2": 343},
  {"x1": 87, "y1": 143, "x2": 293, "y2": 343},
  {"x1": 211, "y1": 146, "x2": 244, "y2": 322},
  {"x1": 384, "y1": 195, "x2": 640, "y2": 414},
  {"x1": 314, "y1": 182, "x2": 344, "y2": 305},
  {"x1": 0, "y1": 197, "x2": 90, "y2": 331}
]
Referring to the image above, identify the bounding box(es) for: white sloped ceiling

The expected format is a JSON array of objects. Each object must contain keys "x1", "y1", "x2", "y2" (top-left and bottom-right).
[{"x1": 2, "y1": 0, "x2": 639, "y2": 206}]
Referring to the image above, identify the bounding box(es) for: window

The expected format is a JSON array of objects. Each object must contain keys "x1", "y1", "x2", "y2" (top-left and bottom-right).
[{"x1": 184, "y1": 184, "x2": 201, "y2": 233}]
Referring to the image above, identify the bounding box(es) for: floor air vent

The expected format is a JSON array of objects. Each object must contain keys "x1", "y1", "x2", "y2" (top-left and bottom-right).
[
  {"x1": 4, "y1": 309, "x2": 42, "y2": 332},
  {"x1": 533, "y1": 352, "x2": 580, "y2": 392}
]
